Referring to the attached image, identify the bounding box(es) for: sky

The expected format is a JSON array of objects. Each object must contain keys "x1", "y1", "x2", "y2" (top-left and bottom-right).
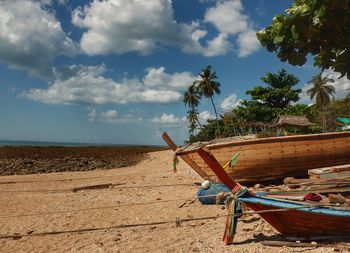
[{"x1": 0, "y1": 0, "x2": 349, "y2": 145}]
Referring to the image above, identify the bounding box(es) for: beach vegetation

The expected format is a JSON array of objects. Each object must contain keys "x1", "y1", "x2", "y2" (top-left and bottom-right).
[
  {"x1": 194, "y1": 65, "x2": 221, "y2": 136},
  {"x1": 184, "y1": 83, "x2": 202, "y2": 132},
  {"x1": 307, "y1": 73, "x2": 335, "y2": 131},
  {"x1": 185, "y1": 69, "x2": 344, "y2": 142},
  {"x1": 236, "y1": 69, "x2": 301, "y2": 122}
]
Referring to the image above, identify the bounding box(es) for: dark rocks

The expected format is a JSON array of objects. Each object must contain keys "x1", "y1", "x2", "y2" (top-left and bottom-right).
[{"x1": 0, "y1": 146, "x2": 165, "y2": 176}]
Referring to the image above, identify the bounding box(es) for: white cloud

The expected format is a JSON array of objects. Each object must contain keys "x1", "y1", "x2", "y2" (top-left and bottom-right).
[
  {"x1": 0, "y1": 0, "x2": 76, "y2": 78},
  {"x1": 203, "y1": 33, "x2": 232, "y2": 57},
  {"x1": 143, "y1": 67, "x2": 197, "y2": 90},
  {"x1": 71, "y1": 0, "x2": 259, "y2": 58},
  {"x1": 198, "y1": 110, "x2": 215, "y2": 124},
  {"x1": 237, "y1": 30, "x2": 261, "y2": 57},
  {"x1": 88, "y1": 108, "x2": 97, "y2": 122},
  {"x1": 150, "y1": 113, "x2": 186, "y2": 124},
  {"x1": 220, "y1": 94, "x2": 242, "y2": 110},
  {"x1": 72, "y1": 0, "x2": 205, "y2": 56},
  {"x1": 118, "y1": 113, "x2": 143, "y2": 124},
  {"x1": 24, "y1": 65, "x2": 194, "y2": 105},
  {"x1": 204, "y1": 0, "x2": 260, "y2": 57},
  {"x1": 204, "y1": 0, "x2": 247, "y2": 35},
  {"x1": 100, "y1": 110, "x2": 118, "y2": 123},
  {"x1": 88, "y1": 108, "x2": 143, "y2": 124}
]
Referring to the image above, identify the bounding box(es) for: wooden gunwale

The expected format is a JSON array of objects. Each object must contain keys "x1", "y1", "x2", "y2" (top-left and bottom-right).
[{"x1": 176, "y1": 131, "x2": 350, "y2": 155}]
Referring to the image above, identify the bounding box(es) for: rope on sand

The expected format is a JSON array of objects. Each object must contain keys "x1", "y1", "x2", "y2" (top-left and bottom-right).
[
  {"x1": 0, "y1": 190, "x2": 341, "y2": 220},
  {"x1": 0, "y1": 205, "x2": 343, "y2": 241},
  {"x1": 0, "y1": 170, "x2": 171, "y2": 185},
  {"x1": 0, "y1": 196, "x2": 199, "y2": 219},
  {"x1": 0, "y1": 217, "x2": 218, "y2": 240},
  {"x1": 0, "y1": 182, "x2": 200, "y2": 194}
]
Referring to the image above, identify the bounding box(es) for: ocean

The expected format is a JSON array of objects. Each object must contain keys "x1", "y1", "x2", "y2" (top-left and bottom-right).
[
  {"x1": 0, "y1": 140, "x2": 112, "y2": 147},
  {"x1": 0, "y1": 140, "x2": 165, "y2": 148}
]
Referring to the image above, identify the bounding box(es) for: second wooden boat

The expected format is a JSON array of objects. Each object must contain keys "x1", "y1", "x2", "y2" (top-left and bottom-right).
[
  {"x1": 195, "y1": 147, "x2": 350, "y2": 243},
  {"x1": 163, "y1": 131, "x2": 350, "y2": 183}
]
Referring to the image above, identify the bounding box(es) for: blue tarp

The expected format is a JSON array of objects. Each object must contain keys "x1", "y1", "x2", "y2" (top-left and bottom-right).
[
  {"x1": 336, "y1": 117, "x2": 350, "y2": 125},
  {"x1": 197, "y1": 183, "x2": 231, "y2": 205}
]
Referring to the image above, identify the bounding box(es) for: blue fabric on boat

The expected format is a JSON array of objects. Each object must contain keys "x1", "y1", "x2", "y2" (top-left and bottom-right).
[{"x1": 197, "y1": 183, "x2": 231, "y2": 205}]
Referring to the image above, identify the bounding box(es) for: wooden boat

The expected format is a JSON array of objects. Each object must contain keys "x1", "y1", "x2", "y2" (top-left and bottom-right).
[
  {"x1": 239, "y1": 195, "x2": 350, "y2": 241},
  {"x1": 163, "y1": 131, "x2": 350, "y2": 183},
  {"x1": 195, "y1": 147, "x2": 350, "y2": 243}
]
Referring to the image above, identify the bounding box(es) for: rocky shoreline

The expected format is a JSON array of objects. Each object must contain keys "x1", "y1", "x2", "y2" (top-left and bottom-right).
[{"x1": 0, "y1": 146, "x2": 166, "y2": 175}]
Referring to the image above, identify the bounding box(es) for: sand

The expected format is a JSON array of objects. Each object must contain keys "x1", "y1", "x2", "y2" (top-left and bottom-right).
[{"x1": 0, "y1": 150, "x2": 348, "y2": 252}]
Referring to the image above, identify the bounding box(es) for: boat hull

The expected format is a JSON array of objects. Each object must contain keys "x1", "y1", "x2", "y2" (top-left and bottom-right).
[
  {"x1": 178, "y1": 132, "x2": 350, "y2": 183},
  {"x1": 241, "y1": 196, "x2": 350, "y2": 240}
]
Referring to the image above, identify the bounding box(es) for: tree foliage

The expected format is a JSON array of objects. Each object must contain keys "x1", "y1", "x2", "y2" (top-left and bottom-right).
[
  {"x1": 188, "y1": 119, "x2": 224, "y2": 143},
  {"x1": 183, "y1": 84, "x2": 202, "y2": 130},
  {"x1": 307, "y1": 73, "x2": 335, "y2": 107},
  {"x1": 237, "y1": 69, "x2": 301, "y2": 122},
  {"x1": 187, "y1": 69, "x2": 314, "y2": 142},
  {"x1": 183, "y1": 84, "x2": 201, "y2": 109},
  {"x1": 194, "y1": 65, "x2": 221, "y2": 135},
  {"x1": 257, "y1": 0, "x2": 350, "y2": 78}
]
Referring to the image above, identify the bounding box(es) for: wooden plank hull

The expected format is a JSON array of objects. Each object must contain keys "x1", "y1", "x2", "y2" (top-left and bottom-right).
[
  {"x1": 178, "y1": 132, "x2": 350, "y2": 183},
  {"x1": 191, "y1": 146, "x2": 350, "y2": 242},
  {"x1": 241, "y1": 196, "x2": 350, "y2": 240}
]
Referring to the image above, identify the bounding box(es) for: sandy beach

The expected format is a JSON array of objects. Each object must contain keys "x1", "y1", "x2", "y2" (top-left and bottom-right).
[{"x1": 0, "y1": 150, "x2": 348, "y2": 253}]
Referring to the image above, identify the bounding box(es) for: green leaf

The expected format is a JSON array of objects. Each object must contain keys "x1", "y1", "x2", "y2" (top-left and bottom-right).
[
  {"x1": 288, "y1": 53, "x2": 307, "y2": 66},
  {"x1": 273, "y1": 35, "x2": 285, "y2": 44},
  {"x1": 291, "y1": 24, "x2": 298, "y2": 40}
]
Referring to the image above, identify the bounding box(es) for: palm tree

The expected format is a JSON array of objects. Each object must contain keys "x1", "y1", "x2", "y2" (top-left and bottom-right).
[
  {"x1": 307, "y1": 73, "x2": 335, "y2": 131},
  {"x1": 195, "y1": 65, "x2": 221, "y2": 136},
  {"x1": 183, "y1": 83, "x2": 202, "y2": 129},
  {"x1": 187, "y1": 109, "x2": 199, "y2": 135},
  {"x1": 307, "y1": 74, "x2": 335, "y2": 107},
  {"x1": 183, "y1": 83, "x2": 201, "y2": 108}
]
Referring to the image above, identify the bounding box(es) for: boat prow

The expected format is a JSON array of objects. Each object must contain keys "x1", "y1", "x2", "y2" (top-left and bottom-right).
[{"x1": 163, "y1": 131, "x2": 350, "y2": 183}]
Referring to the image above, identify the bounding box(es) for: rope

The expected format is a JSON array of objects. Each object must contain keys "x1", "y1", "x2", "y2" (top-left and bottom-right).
[
  {"x1": 0, "y1": 186, "x2": 347, "y2": 219},
  {"x1": 0, "y1": 204, "x2": 337, "y2": 240},
  {"x1": 0, "y1": 193, "x2": 224, "y2": 219},
  {"x1": 0, "y1": 216, "x2": 220, "y2": 240},
  {"x1": 0, "y1": 192, "x2": 238, "y2": 219},
  {"x1": 0, "y1": 198, "x2": 190, "y2": 219},
  {"x1": 0, "y1": 170, "x2": 170, "y2": 185},
  {"x1": 0, "y1": 182, "x2": 199, "y2": 194}
]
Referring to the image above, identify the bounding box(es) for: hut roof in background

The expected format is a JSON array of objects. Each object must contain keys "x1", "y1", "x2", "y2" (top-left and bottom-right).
[{"x1": 275, "y1": 115, "x2": 314, "y2": 128}]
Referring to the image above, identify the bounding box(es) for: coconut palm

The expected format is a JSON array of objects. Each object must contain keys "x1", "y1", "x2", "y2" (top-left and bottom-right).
[
  {"x1": 183, "y1": 83, "x2": 201, "y2": 108},
  {"x1": 195, "y1": 65, "x2": 221, "y2": 136},
  {"x1": 183, "y1": 83, "x2": 202, "y2": 128},
  {"x1": 187, "y1": 109, "x2": 199, "y2": 133},
  {"x1": 307, "y1": 73, "x2": 335, "y2": 131},
  {"x1": 307, "y1": 74, "x2": 335, "y2": 107}
]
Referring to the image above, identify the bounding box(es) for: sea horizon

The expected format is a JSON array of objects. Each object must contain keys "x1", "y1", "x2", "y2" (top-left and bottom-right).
[{"x1": 0, "y1": 139, "x2": 165, "y2": 148}]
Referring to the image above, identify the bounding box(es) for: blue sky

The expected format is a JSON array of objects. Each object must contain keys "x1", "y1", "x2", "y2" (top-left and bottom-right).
[{"x1": 0, "y1": 0, "x2": 348, "y2": 145}]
